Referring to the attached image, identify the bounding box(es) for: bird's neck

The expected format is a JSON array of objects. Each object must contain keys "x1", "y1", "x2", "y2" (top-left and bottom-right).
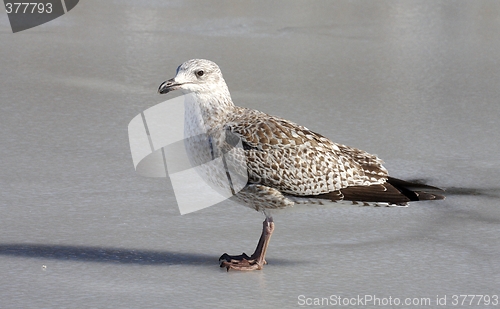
[{"x1": 184, "y1": 85, "x2": 235, "y2": 133}]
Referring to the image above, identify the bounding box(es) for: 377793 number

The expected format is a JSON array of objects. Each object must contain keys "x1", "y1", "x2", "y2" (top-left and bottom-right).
[
  {"x1": 451, "y1": 295, "x2": 499, "y2": 306},
  {"x1": 5, "y1": 3, "x2": 53, "y2": 14}
]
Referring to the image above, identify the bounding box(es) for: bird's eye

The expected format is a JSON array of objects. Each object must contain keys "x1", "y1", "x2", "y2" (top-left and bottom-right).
[{"x1": 196, "y1": 70, "x2": 204, "y2": 77}]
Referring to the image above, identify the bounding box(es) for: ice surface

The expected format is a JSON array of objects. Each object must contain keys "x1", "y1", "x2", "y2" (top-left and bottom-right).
[{"x1": 1, "y1": 0, "x2": 499, "y2": 308}]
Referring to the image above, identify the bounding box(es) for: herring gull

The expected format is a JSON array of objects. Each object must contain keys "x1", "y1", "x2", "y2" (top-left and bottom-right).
[{"x1": 157, "y1": 59, "x2": 444, "y2": 271}]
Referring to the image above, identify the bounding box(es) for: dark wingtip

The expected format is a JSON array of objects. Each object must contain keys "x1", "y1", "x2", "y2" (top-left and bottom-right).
[{"x1": 387, "y1": 177, "x2": 446, "y2": 201}]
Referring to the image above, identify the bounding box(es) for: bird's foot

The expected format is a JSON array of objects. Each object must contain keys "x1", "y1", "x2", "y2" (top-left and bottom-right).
[
  {"x1": 219, "y1": 217, "x2": 274, "y2": 271},
  {"x1": 219, "y1": 253, "x2": 266, "y2": 271}
]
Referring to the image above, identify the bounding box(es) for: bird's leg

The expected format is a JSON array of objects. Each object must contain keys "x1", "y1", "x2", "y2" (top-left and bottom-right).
[{"x1": 219, "y1": 217, "x2": 274, "y2": 271}]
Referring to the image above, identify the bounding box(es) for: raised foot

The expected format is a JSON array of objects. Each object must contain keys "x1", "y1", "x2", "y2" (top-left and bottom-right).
[{"x1": 219, "y1": 253, "x2": 266, "y2": 271}]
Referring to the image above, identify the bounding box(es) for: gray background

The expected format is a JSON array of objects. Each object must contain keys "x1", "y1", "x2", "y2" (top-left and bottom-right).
[{"x1": 1, "y1": 0, "x2": 499, "y2": 308}]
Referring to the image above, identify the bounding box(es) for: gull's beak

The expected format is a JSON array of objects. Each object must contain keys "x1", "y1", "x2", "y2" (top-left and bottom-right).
[{"x1": 158, "y1": 78, "x2": 180, "y2": 94}]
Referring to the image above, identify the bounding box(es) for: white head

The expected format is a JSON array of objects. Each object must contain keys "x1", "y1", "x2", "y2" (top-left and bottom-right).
[{"x1": 158, "y1": 59, "x2": 230, "y2": 96}]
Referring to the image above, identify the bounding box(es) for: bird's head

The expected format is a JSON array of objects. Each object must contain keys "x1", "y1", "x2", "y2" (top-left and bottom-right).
[{"x1": 158, "y1": 59, "x2": 228, "y2": 95}]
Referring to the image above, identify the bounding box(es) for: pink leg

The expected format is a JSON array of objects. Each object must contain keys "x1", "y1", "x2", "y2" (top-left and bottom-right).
[{"x1": 219, "y1": 217, "x2": 275, "y2": 271}]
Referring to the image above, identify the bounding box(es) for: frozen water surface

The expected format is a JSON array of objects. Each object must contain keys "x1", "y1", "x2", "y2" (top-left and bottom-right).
[{"x1": 1, "y1": 0, "x2": 499, "y2": 308}]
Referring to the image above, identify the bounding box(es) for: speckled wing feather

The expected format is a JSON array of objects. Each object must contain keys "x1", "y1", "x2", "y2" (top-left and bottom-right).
[{"x1": 226, "y1": 107, "x2": 389, "y2": 197}]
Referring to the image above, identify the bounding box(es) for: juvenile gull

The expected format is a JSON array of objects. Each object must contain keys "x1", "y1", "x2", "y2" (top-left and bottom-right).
[{"x1": 158, "y1": 59, "x2": 444, "y2": 271}]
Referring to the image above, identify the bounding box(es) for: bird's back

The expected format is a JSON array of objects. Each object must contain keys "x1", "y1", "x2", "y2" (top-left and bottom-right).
[{"x1": 226, "y1": 107, "x2": 388, "y2": 195}]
